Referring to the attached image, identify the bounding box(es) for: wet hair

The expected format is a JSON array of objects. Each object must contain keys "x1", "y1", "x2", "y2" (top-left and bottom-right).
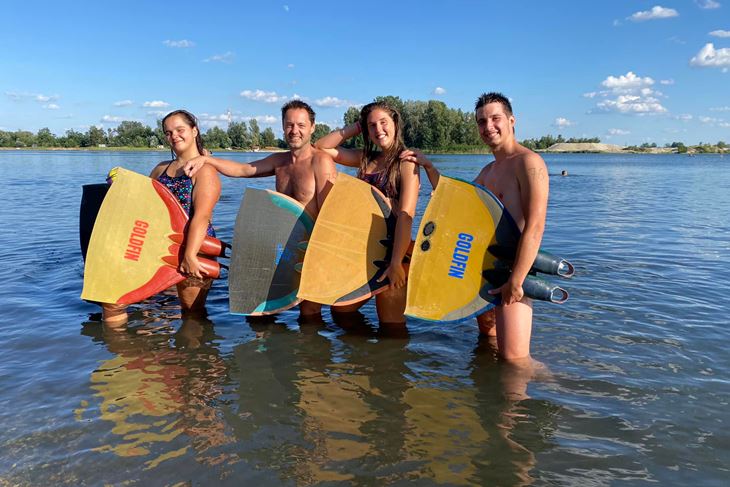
[
  {"x1": 474, "y1": 92, "x2": 513, "y2": 117},
  {"x1": 161, "y1": 109, "x2": 204, "y2": 159},
  {"x1": 358, "y1": 101, "x2": 406, "y2": 200},
  {"x1": 281, "y1": 100, "x2": 316, "y2": 125}
]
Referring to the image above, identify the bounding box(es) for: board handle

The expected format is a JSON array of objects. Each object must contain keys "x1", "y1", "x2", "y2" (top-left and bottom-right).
[
  {"x1": 483, "y1": 268, "x2": 569, "y2": 304},
  {"x1": 169, "y1": 233, "x2": 230, "y2": 258}
]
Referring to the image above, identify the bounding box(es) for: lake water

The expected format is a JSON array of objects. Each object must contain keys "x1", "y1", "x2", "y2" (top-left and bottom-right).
[{"x1": 1, "y1": 150, "x2": 728, "y2": 486}]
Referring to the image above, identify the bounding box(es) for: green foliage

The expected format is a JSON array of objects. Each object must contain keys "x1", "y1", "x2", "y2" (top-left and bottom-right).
[
  {"x1": 203, "y1": 126, "x2": 231, "y2": 149},
  {"x1": 312, "y1": 123, "x2": 331, "y2": 143},
  {"x1": 260, "y1": 127, "x2": 276, "y2": 147},
  {"x1": 227, "y1": 121, "x2": 249, "y2": 149},
  {"x1": 249, "y1": 119, "x2": 261, "y2": 147}
]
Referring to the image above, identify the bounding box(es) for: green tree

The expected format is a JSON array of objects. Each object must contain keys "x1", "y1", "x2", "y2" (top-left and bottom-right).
[
  {"x1": 312, "y1": 123, "x2": 331, "y2": 143},
  {"x1": 261, "y1": 127, "x2": 276, "y2": 147},
  {"x1": 36, "y1": 127, "x2": 56, "y2": 147},
  {"x1": 203, "y1": 126, "x2": 232, "y2": 149},
  {"x1": 342, "y1": 106, "x2": 362, "y2": 148},
  {"x1": 63, "y1": 129, "x2": 87, "y2": 147},
  {"x1": 87, "y1": 125, "x2": 107, "y2": 146},
  {"x1": 13, "y1": 131, "x2": 35, "y2": 147},
  {"x1": 227, "y1": 121, "x2": 249, "y2": 149},
  {"x1": 115, "y1": 121, "x2": 152, "y2": 147},
  {"x1": 249, "y1": 119, "x2": 261, "y2": 148}
]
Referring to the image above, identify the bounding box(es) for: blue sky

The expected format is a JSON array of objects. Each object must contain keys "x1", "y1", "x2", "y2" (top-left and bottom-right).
[{"x1": 2, "y1": 0, "x2": 729, "y2": 145}]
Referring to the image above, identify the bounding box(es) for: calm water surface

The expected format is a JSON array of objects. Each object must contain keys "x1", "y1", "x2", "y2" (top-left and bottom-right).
[{"x1": 1, "y1": 151, "x2": 728, "y2": 486}]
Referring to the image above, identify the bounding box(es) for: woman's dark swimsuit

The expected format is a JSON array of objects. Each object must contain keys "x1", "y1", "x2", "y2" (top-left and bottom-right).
[
  {"x1": 158, "y1": 162, "x2": 216, "y2": 237},
  {"x1": 360, "y1": 171, "x2": 390, "y2": 196}
]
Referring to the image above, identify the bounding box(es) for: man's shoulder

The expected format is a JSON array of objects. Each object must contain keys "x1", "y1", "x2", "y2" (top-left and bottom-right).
[{"x1": 312, "y1": 148, "x2": 336, "y2": 167}]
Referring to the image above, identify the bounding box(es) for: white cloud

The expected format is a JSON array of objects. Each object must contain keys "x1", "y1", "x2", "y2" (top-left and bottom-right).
[
  {"x1": 203, "y1": 51, "x2": 235, "y2": 63},
  {"x1": 696, "y1": 0, "x2": 721, "y2": 9},
  {"x1": 590, "y1": 71, "x2": 667, "y2": 115},
  {"x1": 553, "y1": 117, "x2": 574, "y2": 128},
  {"x1": 143, "y1": 100, "x2": 170, "y2": 108},
  {"x1": 597, "y1": 95, "x2": 667, "y2": 114},
  {"x1": 690, "y1": 43, "x2": 730, "y2": 70},
  {"x1": 287, "y1": 63, "x2": 295, "y2": 68},
  {"x1": 433, "y1": 86, "x2": 446, "y2": 95},
  {"x1": 709, "y1": 30, "x2": 730, "y2": 38},
  {"x1": 35, "y1": 94, "x2": 59, "y2": 102},
  {"x1": 163, "y1": 39, "x2": 195, "y2": 48},
  {"x1": 659, "y1": 79, "x2": 675, "y2": 85},
  {"x1": 629, "y1": 6, "x2": 679, "y2": 22},
  {"x1": 283, "y1": 5, "x2": 289, "y2": 12},
  {"x1": 313, "y1": 96, "x2": 352, "y2": 108},
  {"x1": 601, "y1": 71, "x2": 655, "y2": 89},
  {"x1": 44, "y1": 103, "x2": 60, "y2": 110},
  {"x1": 101, "y1": 115, "x2": 124, "y2": 123},
  {"x1": 241, "y1": 89, "x2": 288, "y2": 103},
  {"x1": 245, "y1": 115, "x2": 278, "y2": 124},
  {"x1": 699, "y1": 116, "x2": 725, "y2": 124},
  {"x1": 147, "y1": 110, "x2": 168, "y2": 118},
  {"x1": 608, "y1": 128, "x2": 630, "y2": 135},
  {"x1": 674, "y1": 114, "x2": 694, "y2": 120},
  {"x1": 114, "y1": 99, "x2": 134, "y2": 107},
  {"x1": 710, "y1": 106, "x2": 730, "y2": 111}
]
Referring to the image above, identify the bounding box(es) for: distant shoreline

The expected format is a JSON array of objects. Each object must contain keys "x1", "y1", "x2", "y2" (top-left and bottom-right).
[
  {"x1": 0, "y1": 146, "x2": 287, "y2": 153},
  {"x1": 0, "y1": 145, "x2": 726, "y2": 155}
]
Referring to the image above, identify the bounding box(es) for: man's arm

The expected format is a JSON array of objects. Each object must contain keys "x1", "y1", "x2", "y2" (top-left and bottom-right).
[
  {"x1": 184, "y1": 153, "x2": 280, "y2": 178},
  {"x1": 502, "y1": 152, "x2": 549, "y2": 305},
  {"x1": 312, "y1": 151, "x2": 337, "y2": 211},
  {"x1": 313, "y1": 123, "x2": 363, "y2": 168}
]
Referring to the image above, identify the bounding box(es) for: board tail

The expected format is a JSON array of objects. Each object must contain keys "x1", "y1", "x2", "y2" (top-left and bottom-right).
[{"x1": 488, "y1": 245, "x2": 575, "y2": 278}]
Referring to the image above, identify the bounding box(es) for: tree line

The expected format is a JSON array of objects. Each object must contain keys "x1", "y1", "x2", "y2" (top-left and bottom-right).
[
  {"x1": 0, "y1": 119, "x2": 280, "y2": 150},
  {"x1": 4, "y1": 95, "x2": 726, "y2": 153}
]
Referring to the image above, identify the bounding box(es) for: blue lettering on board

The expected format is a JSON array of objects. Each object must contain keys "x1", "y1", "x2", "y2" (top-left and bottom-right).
[{"x1": 448, "y1": 233, "x2": 474, "y2": 279}]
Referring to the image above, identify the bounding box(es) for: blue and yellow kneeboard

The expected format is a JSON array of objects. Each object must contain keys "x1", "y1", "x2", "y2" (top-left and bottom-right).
[
  {"x1": 406, "y1": 176, "x2": 572, "y2": 323},
  {"x1": 229, "y1": 188, "x2": 314, "y2": 315}
]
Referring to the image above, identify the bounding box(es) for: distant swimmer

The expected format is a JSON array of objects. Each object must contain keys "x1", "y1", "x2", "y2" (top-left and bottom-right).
[
  {"x1": 561, "y1": 170, "x2": 568, "y2": 176},
  {"x1": 402, "y1": 92, "x2": 549, "y2": 362}
]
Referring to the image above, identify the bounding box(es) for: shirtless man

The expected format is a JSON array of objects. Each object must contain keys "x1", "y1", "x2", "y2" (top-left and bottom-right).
[
  {"x1": 184, "y1": 100, "x2": 337, "y2": 317},
  {"x1": 401, "y1": 92, "x2": 549, "y2": 361}
]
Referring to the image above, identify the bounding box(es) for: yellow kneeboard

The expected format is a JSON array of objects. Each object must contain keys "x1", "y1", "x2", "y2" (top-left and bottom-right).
[
  {"x1": 81, "y1": 167, "x2": 223, "y2": 304},
  {"x1": 297, "y1": 173, "x2": 393, "y2": 305}
]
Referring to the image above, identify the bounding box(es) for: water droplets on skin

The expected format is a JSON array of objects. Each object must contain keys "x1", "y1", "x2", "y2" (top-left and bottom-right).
[{"x1": 0, "y1": 151, "x2": 729, "y2": 485}]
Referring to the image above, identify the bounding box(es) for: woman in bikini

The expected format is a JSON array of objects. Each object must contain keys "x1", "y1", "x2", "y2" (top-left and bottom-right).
[
  {"x1": 314, "y1": 101, "x2": 420, "y2": 326},
  {"x1": 102, "y1": 110, "x2": 221, "y2": 323}
]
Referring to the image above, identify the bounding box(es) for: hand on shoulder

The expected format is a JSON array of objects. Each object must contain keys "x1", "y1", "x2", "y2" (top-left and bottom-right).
[{"x1": 184, "y1": 155, "x2": 208, "y2": 177}]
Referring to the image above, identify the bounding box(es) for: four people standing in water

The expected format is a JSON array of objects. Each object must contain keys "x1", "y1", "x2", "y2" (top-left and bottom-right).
[{"x1": 96, "y1": 93, "x2": 550, "y2": 362}]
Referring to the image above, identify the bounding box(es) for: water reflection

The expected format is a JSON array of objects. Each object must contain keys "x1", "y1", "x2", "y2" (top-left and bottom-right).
[
  {"x1": 78, "y1": 306, "x2": 233, "y2": 471},
  {"x1": 225, "y1": 312, "x2": 555, "y2": 485}
]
